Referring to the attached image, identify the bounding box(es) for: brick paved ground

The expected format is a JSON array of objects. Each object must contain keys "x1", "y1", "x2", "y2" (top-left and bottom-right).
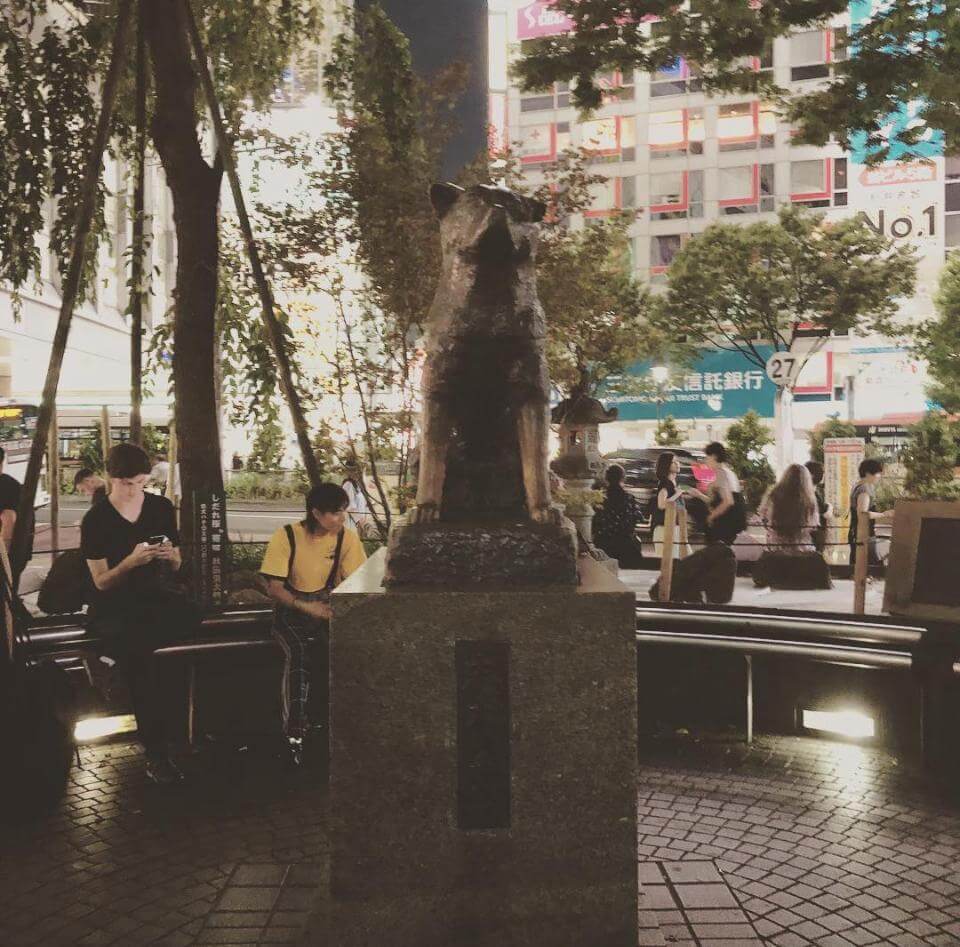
[{"x1": 1, "y1": 733, "x2": 958, "y2": 945}]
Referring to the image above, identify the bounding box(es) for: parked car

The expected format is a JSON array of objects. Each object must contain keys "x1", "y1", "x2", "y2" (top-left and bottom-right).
[{"x1": 601, "y1": 447, "x2": 715, "y2": 533}]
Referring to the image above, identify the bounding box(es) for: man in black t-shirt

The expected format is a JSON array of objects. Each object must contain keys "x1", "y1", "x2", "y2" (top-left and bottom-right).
[
  {"x1": 81, "y1": 443, "x2": 201, "y2": 785},
  {"x1": 0, "y1": 446, "x2": 21, "y2": 556}
]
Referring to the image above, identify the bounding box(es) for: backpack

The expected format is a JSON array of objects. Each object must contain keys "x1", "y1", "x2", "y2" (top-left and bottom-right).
[
  {"x1": 649, "y1": 543, "x2": 737, "y2": 605},
  {"x1": 37, "y1": 548, "x2": 90, "y2": 615}
]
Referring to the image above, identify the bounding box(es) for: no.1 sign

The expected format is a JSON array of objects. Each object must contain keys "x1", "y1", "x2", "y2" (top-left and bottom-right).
[{"x1": 765, "y1": 352, "x2": 804, "y2": 387}]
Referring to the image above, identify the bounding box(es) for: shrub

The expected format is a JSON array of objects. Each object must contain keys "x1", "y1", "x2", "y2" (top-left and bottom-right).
[
  {"x1": 901, "y1": 412, "x2": 959, "y2": 495},
  {"x1": 725, "y1": 410, "x2": 775, "y2": 510},
  {"x1": 654, "y1": 414, "x2": 685, "y2": 447}
]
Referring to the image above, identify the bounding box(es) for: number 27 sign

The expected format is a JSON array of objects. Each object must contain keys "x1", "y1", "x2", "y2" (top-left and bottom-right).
[{"x1": 765, "y1": 353, "x2": 804, "y2": 387}]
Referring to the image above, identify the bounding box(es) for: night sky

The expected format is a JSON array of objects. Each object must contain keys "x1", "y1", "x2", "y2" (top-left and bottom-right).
[{"x1": 359, "y1": 0, "x2": 488, "y2": 179}]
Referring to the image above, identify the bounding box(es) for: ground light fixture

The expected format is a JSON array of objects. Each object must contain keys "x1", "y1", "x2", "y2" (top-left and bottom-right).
[
  {"x1": 801, "y1": 708, "x2": 876, "y2": 740},
  {"x1": 74, "y1": 714, "x2": 138, "y2": 743}
]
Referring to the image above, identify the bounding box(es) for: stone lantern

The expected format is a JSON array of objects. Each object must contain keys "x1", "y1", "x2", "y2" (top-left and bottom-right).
[{"x1": 551, "y1": 394, "x2": 618, "y2": 483}]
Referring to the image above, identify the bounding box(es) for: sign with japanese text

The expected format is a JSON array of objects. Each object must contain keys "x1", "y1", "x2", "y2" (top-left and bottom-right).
[
  {"x1": 823, "y1": 438, "x2": 865, "y2": 519},
  {"x1": 193, "y1": 489, "x2": 227, "y2": 610},
  {"x1": 606, "y1": 347, "x2": 777, "y2": 421}
]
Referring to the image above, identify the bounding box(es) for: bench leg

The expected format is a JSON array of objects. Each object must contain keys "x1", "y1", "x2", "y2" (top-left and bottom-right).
[{"x1": 745, "y1": 655, "x2": 753, "y2": 745}]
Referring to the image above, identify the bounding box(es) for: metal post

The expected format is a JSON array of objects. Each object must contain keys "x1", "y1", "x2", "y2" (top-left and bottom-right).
[
  {"x1": 48, "y1": 414, "x2": 60, "y2": 559},
  {"x1": 853, "y1": 506, "x2": 870, "y2": 615},
  {"x1": 659, "y1": 502, "x2": 676, "y2": 602},
  {"x1": 745, "y1": 655, "x2": 753, "y2": 745}
]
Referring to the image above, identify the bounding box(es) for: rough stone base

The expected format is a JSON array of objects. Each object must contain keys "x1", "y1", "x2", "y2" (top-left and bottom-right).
[
  {"x1": 312, "y1": 551, "x2": 638, "y2": 947},
  {"x1": 384, "y1": 517, "x2": 578, "y2": 587}
]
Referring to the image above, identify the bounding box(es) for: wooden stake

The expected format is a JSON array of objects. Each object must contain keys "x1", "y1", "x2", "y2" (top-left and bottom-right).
[
  {"x1": 10, "y1": 0, "x2": 134, "y2": 589},
  {"x1": 853, "y1": 506, "x2": 870, "y2": 615},
  {"x1": 48, "y1": 415, "x2": 60, "y2": 560},
  {"x1": 659, "y1": 502, "x2": 677, "y2": 602},
  {"x1": 182, "y1": 1, "x2": 321, "y2": 488},
  {"x1": 678, "y1": 504, "x2": 689, "y2": 558}
]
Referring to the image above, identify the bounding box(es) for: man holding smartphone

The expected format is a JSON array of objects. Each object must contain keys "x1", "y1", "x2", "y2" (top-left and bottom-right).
[{"x1": 81, "y1": 443, "x2": 201, "y2": 784}]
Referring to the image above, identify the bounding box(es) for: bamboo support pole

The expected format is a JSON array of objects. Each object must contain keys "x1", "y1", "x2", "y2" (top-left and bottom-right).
[
  {"x1": 659, "y1": 502, "x2": 677, "y2": 602},
  {"x1": 10, "y1": 0, "x2": 133, "y2": 590},
  {"x1": 129, "y1": 11, "x2": 147, "y2": 446},
  {"x1": 48, "y1": 415, "x2": 60, "y2": 559},
  {"x1": 182, "y1": 1, "x2": 321, "y2": 488},
  {"x1": 167, "y1": 421, "x2": 178, "y2": 514},
  {"x1": 100, "y1": 405, "x2": 112, "y2": 489}
]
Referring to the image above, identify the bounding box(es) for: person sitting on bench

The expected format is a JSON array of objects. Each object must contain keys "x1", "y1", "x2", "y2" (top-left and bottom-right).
[
  {"x1": 259, "y1": 483, "x2": 367, "y2": 766},
  {"x1": 81, "y1": 443, "x2": 201, "y2": 785}
]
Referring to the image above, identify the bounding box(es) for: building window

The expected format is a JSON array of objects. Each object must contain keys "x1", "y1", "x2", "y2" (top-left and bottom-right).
[
  {"x1": 946, "y1": 163, "x2": 960, "y2": 247},
  {"x1": 650, "y1": 56, "x2": 703, "y2": 98},
  {"x1": 651, "y1": 233, "x2": 685, "y2": 273},
  {"x1": 717, "y1": 102, "x2": 776, "y2": 152},
  {"x1": 649, "y1": 108, "x2": 705, "y2": 159},
  {"x1": 519, "y1": 123, "x2": 556, "y2": 164},
  {"x1": 582, "y1": 116, "x2": 636, "y2": 163},
  {"x1": 597, "y1": 70, "x2": 635, "y2": 103},
  {"x1": 790, "y1": 30, "x2": 830, "y2": 82},
  {"x1": 791, "y1": 158, "x2": 846, "y2": 207},
  {"x1": 650, "y1": 170, "x2": 704, "y2": 220},
  {"x1": 585, "y1": 177, "x2": 621, "y2": 217},
  {"x1": 719, "y1": 164, "x2": 774, "y2": 215},
  {"x1": 519, "y1": 82, "x2": 569, "y2": 112},
  {"x1": 622, "y1": 175, "x2": 637, "y2": 208}
]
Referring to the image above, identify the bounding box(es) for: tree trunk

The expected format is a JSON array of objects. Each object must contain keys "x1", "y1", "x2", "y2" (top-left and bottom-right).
[
  {"x1": 143, "y1": 0, "x2": 224, "y2": 540},
  {"x1": 774, "y1": 386, "x2": 795, "y2": 474}
]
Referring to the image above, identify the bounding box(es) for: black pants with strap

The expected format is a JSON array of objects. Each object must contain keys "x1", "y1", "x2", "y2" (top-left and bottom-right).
[
  {"x1": 91, "y1": 592, "x2": 202, "y2": 757},
  {"x1": 272, "y1": 592, "x2": 329, "y2": 740}
]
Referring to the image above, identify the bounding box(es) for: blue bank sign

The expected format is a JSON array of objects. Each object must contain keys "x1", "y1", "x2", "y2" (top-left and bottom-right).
[{"x1": 604, "y1": 347, "x2": 777, "y2": 421}]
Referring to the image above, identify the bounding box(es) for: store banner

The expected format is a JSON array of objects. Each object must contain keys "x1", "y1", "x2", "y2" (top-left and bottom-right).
[
  {"x1": 517, "y1": 0, "x2": 575, "y2": 39},
  {"x1": 605, "y1": 347, "x2": 777, "y2": 421}
]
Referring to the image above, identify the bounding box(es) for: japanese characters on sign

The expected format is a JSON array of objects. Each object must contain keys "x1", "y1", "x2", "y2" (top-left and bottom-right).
[
  {"x1": 605, "y1": 347, "x2": 778, "y2": 421},
  {"x1": 823, "y1": 438, "x2": 865, "y2": 519},
  {"x1": 193, "y1": 489, "x2": 227, "y2": 610}
]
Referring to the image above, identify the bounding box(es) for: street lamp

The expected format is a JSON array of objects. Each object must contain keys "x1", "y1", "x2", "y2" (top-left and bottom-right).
[{"x1": 650, "y1": 364, "x2": 668, "y2": 424}]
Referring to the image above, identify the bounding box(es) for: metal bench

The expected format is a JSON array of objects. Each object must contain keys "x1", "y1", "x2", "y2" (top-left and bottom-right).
[
  {"x1": 635, "y1": 604, "x2": 958, "y2": 745},
  {"x1": 22, "y1": 608, "x2": 279, "y2": 745}
]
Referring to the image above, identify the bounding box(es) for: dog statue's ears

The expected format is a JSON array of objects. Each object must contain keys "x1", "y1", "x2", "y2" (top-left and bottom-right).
[{"x1": 430, "y1": 182, "x2": 464, "y2": 219}]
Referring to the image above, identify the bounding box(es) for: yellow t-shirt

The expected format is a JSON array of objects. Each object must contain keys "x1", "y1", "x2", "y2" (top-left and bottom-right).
[{"x1": 259, "y1": 522, "x2": 367, "y2": 593}]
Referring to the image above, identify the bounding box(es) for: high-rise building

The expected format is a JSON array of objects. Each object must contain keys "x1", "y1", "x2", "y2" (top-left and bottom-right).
[{"x1": 489, "y1": 0, "x2": 946, "y2": 458}]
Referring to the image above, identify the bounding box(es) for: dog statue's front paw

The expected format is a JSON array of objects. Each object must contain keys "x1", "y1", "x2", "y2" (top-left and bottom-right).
[
  {"x1": 407, "y1": 503, "x2": 440, "y2": 525},
  {"x1": 530, "y1": 504, "x2": 565, "y2": 527}
]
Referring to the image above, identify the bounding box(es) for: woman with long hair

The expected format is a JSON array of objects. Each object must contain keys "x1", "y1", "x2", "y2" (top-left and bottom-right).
[
  {"x1": 758, "y1": 463, "x2": 820, "y2": 554},
  {"x1": 651, "y1": 452, "x2": 691, "y2": 559}
]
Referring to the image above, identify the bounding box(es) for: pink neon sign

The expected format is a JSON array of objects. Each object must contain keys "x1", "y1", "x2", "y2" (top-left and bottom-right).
[{"x1": 517, "y1": 1, "x2": 575, "y2": 40}]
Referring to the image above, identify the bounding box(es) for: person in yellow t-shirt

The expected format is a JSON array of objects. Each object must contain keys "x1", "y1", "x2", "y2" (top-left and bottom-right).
[{"x1": 260, "y1": 482, "x2": 367, "y2": 763}]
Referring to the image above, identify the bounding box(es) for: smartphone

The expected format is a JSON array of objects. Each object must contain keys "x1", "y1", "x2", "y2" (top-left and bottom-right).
[{"x1": 146, "y1": 535, "x2": 168, "y2": 546}]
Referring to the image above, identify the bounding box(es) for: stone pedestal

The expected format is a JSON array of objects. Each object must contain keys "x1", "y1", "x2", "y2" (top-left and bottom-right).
[
  {"x1": 385, "y1": 518, "x2": 578, "y2": 588},
  {"x1": 315, "y1": 550, "x2": 638, "y2": 946}
]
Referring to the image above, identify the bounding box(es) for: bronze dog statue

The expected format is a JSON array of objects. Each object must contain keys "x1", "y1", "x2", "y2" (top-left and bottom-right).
[{"x1": 408, "y1": 183, "x2": 560, "y2": 526}]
